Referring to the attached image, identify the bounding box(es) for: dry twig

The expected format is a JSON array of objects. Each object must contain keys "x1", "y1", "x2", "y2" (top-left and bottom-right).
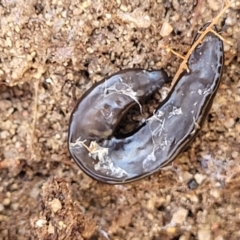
[{"x1": 171, "y1": 0, "x2": 232, "y2": 87}]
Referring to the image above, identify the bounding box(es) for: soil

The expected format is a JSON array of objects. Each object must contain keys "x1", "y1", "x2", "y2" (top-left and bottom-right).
[{"x1": 0, "y1": 0, "x2": 240, "y2": 239}]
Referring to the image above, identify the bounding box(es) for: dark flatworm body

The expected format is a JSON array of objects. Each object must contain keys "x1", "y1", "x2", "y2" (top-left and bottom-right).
[
  {"x1": 68, "y1": 26, "x2": 224, "y2": 184},
  {"x1": 68, "y1": 69, "x2": 169, "y2": 180}
]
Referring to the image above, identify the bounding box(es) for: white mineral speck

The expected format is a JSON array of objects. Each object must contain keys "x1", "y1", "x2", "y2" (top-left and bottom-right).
[
  {"x1": 223, "y1": 118, "x2": 235, "y2": 128},
  {"x1": 171, "y1": 207, "x2": 188, "y2": 224},
  {"x1": 194, "y1": 173, "x2": 206, "y2": 185},
  {"x1": 198, "y1": 228, "x2": 211, "y2": 240},
  {"x1": 49, "y1": 198, "x2": 62, "y2": 213},
  {"x1": 35, "y1": 219, "x2": 47, "y2": 228},
  {"x1": 210, "y1": 189, "x2": 220, "y2": 199},
  {"x1": 160, "y1": 22, "x2": 173, "y2": 37}
]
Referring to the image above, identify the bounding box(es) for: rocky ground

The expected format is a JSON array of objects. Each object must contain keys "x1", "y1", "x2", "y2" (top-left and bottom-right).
[{"x1": 0, "y1": 0, "x2": 240, "y2": 239}]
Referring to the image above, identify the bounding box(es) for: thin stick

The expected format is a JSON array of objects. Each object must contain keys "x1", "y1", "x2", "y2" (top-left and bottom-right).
[
  {"x1": 30, "y1": 79, "x2": 39, "y2": 156},
  {"x1": 167, "y1": 48, "x2": 185, "y2": 60},
  {"x1": 209, "y1": 29, "x2": 233, "y2": 45},
  {"x1": 171, "y1": 0, "x2": 232, "y2": 87}
]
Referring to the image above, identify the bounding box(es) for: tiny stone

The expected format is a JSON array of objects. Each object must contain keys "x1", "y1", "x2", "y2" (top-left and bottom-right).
[
  {"x1": 86, "y1": 47, "x2": 94, "y2": 53},
  {"x1": 49, "y1": 198, "x2": 62, "y2": 213},
  {"x1": 171, "y1": 13, "x2": 180, "y2": 22},
  {"x1": 120, "y1": 4, "x2": 128, "y2": 12},
  {"x1": 186, "y1": 193, "x2": 199, "y2": 203},
  {"x1": 179, "y1": 235, "x2": 188, "y2": 240},
  {"x1": 35, "y1": 219, "x2": 47, "y2": 228},
  {"x1": 223, "y1": 118, "x2": 235, "y2": 128},
  {"x1": 194, "y1": 173, "x2": 206, "y2": 185},
  {"x1": 82, "y1": 1, "x2": 90, "y2": 8},
  {"x1": 179, "y1": 171, "x2": 193, "y2": 182},
  {"x1": 146, "y1": 198, "x2": 155, "y2": 211},
  {"x1": 48, "y1": 223, "x2": 55, "y2": 234},
  {"x1": 61, "y1": 10, "x2": 67, "y2": 18},
  {"x1": 187, "y1": 179, "x2": 199, "y2": 190},
  {"x1": 198, "y1": 228, "x2": 211, "y2": 240},
  {"x1": 232, "y1": 151, "x2": 239, "y2": 159},
  {"x1": 58, "y1": 220, "x2": 66, "y2": 229},
  {"x1": 0, "y1": 204, "x2": 4, "y2": 212},
  {"x1": 15, "y1": 26, "x2": 20, "y2": 32},
  {"x1": 214, "y1": 235, "x2": 224, "y2": 240},
  {"x1": 166, "y1": 227, "x2": 177, "y2": 234},
  {"x1": 225, "y1": 16, "x2": 237, "y2": 25},
  {"x1": 0, "y1": 130, "x2": 10, "y2": 139},
  {"x1": 0, "y1": 215, "x2": 9, "y2": 222},
  {"x1": 11, "y1": 203, "x2": 19, "y2": 211},
  {"x1": 29, "y1": 187, "x2": 41, "y2": 199},
  {"x1": 6, "y1": 37, "x2": 12, "y2": 47},
  {"x1": 10, "y1": 183, "x2": 18, "y2": 191},
  {"x1": 210, "y1": 189, "x2": 220, "y2": 198},
  {"x1": 171, "y1": 207, "x2": 188, "y2": 224},
  {"x1": 45, "y1": 78, "x2": 53, "y2": 84},
  {"x1": 236, "y1": 123, "x2": 240, "y2": 133},
  {"x1": 160, "y1": 22, "x2": 173, "y2": 37},
  {"x1": 147, "y1": 213, "x2": 154, "y2": 220},
  {"x1": 3, "y1": 198, "x2": 11, "y2": 206}
]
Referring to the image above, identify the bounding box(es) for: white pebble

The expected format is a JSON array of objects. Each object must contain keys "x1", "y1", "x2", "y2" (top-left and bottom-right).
[
  {"x1": 194, "y1": 173, "x2": 206, "y2": 185},
  {"x1": 160, "y1": 22, "x2": 173, "y2": 37},
  {"x1": 49, "y1": 198, "x2": 62, "y2": 213},
  {"x1": 198, "y1": 229, "x2": 211, "y2": 240},
  {"x1": 35, "y1": 219, "x2": 47, "y2": 228},
  {"x1": 171, "y1": 207, "x2": 188, "y2": 224}
]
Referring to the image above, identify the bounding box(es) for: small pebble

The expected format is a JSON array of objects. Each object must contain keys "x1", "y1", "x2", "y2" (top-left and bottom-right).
[
  {"x1": 48, "y1": 223, "x2": 55, "y2": 234},
  {"x1": 210, "y1": 189, "x2": 220, "y2": 199},
  {"x1": 35, "y1": 219, "x2": 47, "y2": 228},
  {"x1": 0, "y1": 204, "x2": 4, "y2": 212},
  {"x1": 223, "y1": 118, "x2": 235, "y2": 128},
  {"x1": 171, "y1": 207, "x2": 188, "y2": 224},
  {"x1": 179, "y1": 171, "x2": 193, "y2": 182},
  {"x1": 194, "y1": 173, "x2": 206, "y2": 185},
  {"x1": 214, "y1": 235, "x2": 224, "y2": 240},
  {"x1": 179, "y1": 235, "x2": 189, "y2": 240},
  {"x1": 198, "y1": 228, "x2": 211, "y2": 240},
  {"x1": 146, "y1": 198, "x2": 156, "y2": 211},
  {"x1": 160, "y1": 22, "x2": 173, "y2": 37},
  {"x1": 49, "y1": 198, "x2": 62, "y2": 213},
  {"x1": 3, "y1": 198, "x2": 11, "y2": 206},
  {"x1": 166, "y1": 227, "x2": 177, "y2": 234},
  {"x1": 188, "y1": 179, "x2": 199, "y2": 190},
  {"x1": 11, "y1": 203, "x2": 19, "y2": 211},
  {"x1": 231, "y1": 151, "x2": 238, "y2": 159},
  {"x1": 186, "y1": 193, "x2": 199, "y2": 203}
]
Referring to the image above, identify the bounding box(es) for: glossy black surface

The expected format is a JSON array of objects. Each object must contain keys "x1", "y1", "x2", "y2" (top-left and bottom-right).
[{"x1": 68, "y1": 28, "x2": 223, "y2": 184}]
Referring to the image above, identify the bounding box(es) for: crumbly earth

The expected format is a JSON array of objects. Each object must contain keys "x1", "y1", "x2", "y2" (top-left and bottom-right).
[{"x1": 0, "y1": 0, "x2": 240, "y2": 239}]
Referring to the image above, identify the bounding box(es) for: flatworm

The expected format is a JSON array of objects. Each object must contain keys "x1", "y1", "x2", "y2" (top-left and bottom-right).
[{"x1": 68, "y1": 26, "x2": 223, "y2": 184}]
